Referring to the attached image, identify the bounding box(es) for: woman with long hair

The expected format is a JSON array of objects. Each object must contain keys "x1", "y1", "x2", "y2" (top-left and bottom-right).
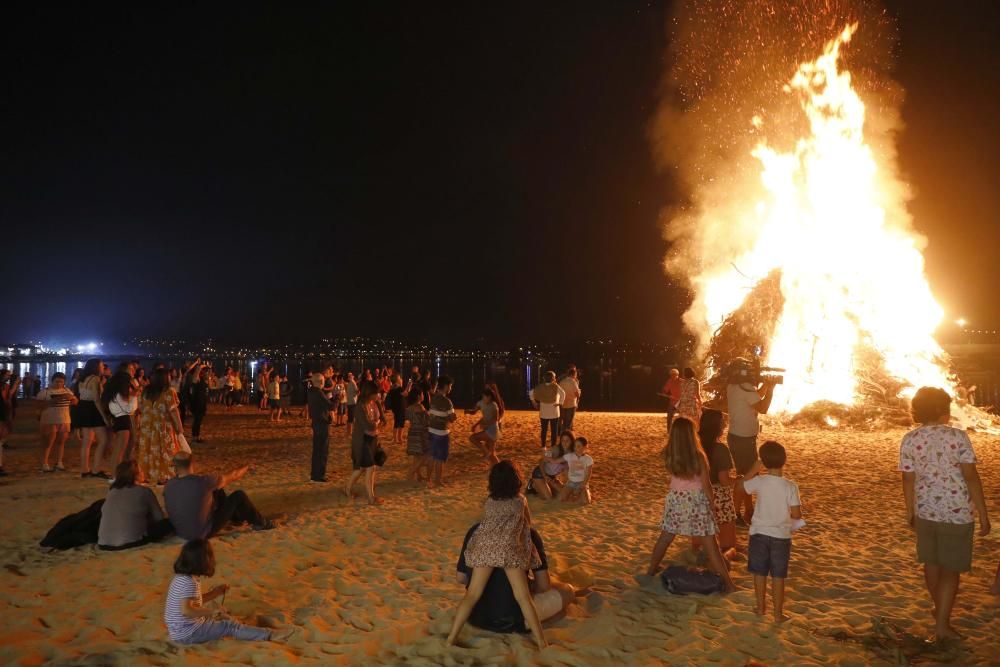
[
  {"x1": 345, "y1": 382, "x2": 383, "y2": 505},
  {"x1": 77, "y1": 358, "x2": 112, "y2": 479},
  {"x1": 103, "y1": 370, "x2": 138, "y2": 473},
  {"x1": 136, "y1": 369, "x2": 182, "y2": 484}
]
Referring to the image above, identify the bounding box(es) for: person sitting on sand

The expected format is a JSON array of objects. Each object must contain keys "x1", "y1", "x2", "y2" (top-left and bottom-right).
[
  {"x1": 558, "y1": 436, "x2": 593, "y2": 504},
  {"x1": 528, "y1": 431, "x2": 570, "y2": 500},
  {"x1": 646, "y1": 418, "x2": 736, "y2": 592},
  {"x1": 98, "y1": 460, "x2": 173, "y2": 550},
  {"x1": 454, "y1": 521, "x2": 576, "y2": 637},
  {"x1": 165, "y1": 539, "x2": 290, "y2": 644},
  {"x1": 899, "y1": 387, "x2": 991, "y2": 642},
  {"x1": 738, "y1": 441, "x2": 802, "y2": 623},
  {"x1": 448, "y1": 461, "x2": 548, "y2": 649},
  {"x1": 164, "y1": 452, "x2": 275, "y2": 540}
]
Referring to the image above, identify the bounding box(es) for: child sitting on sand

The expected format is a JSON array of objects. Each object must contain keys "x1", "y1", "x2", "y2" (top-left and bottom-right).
[
  {"x1": 528, "y1": 430, "x2": 570, "y2": 500},
  {"x1": 738, "y1": 440, "x2": 802, "y2": 623},
  {"x1": 558, "y1": 436, "x2": 594, "y2": 504},
  {"x1": 165, "y1": 539, "x2": 287, "y2": 644},
  {"x1": 447, "y1": 461, "x2": 547, "y2": 649},
  {"x1": 646, "y1": 418, "x2": 736, "y2": 592}
]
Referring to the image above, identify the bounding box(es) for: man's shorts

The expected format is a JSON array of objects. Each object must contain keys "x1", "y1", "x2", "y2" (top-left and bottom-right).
[
  {"x1": 429, "y1": 433, "x2": 450, "y2": 462},
  {"x1": 728, "y1": 433, "x2": 758, "y2": 475},
  {"x1": 916, "y1": 517, "x2": 974, "y2": 573},
  {"x1": 747, "y1": 533, "x2": 792, "y2": 578}
]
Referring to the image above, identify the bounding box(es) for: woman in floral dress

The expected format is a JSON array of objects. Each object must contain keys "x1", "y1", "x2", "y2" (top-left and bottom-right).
[
  {"x1": 674, "y1": 367, "x2": 703, "y2": 428},
  {"x1": 136, "y1": 369, "x2": 181, "y2": 484}
]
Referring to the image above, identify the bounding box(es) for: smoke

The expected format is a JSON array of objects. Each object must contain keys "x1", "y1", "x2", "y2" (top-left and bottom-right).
[{"x1": 651, "y1": 0, "x2": 909, "y2": 353}]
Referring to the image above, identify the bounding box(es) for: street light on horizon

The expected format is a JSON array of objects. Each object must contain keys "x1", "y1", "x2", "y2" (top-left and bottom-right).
[{"x1": 955, "y1": 317, "x2": 968, "y2": 329}]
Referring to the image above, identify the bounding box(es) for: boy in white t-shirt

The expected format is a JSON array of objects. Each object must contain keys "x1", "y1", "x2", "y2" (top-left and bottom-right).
[
  {"x1": 738, "y1": 440, "x2": 802, "y2": 623},
  {"x1": 559, "y1": 437, "x2": 594, "y2": 504}
]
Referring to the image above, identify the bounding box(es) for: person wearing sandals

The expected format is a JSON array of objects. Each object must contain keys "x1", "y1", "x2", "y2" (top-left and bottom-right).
[
  {"x1": 77, "y1": 358, "x2": 113, "y2": 479},
  {"x1": 36, "y1": 372, "x2": 78, "y2": 473},
  {"x1": 104, "y1": 370, "x2": 139, "y2": 475}
]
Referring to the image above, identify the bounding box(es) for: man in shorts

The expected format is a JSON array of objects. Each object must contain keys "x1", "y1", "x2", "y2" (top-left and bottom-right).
[
  {"x1": 726, "y1": 368, "x2": 776, "y2": 523},
  {"x1": 427, "y1": 376, "x2": 457, "y2": 488},
  {"x1": 456, "y1": 523, "x2": 575, "y2": 633}
]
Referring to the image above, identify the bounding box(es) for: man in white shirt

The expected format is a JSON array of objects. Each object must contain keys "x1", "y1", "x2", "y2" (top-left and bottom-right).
[
  {"x1": 726, "y1": 363, "x2": 776, "y2": 523},
  {"x1": 529, "y1": 371, "x2": 566, "y2": 448},
  {"x1": 558, "y1": 367, "x2": 581, "y2": 434}
]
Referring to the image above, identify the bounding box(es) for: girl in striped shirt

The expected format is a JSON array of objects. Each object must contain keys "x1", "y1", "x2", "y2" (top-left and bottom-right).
[{"x1": 165, "y1": 539, "x2": 285, "y2": 643}]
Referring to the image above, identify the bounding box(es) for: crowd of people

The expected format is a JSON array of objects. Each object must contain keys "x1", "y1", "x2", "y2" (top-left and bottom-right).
[{"x1": 2, "y1": 357, "x2": 997, "y2": 649}]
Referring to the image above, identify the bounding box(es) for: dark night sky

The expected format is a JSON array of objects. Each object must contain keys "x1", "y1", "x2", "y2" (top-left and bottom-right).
[{"x1": 2, "y1": 1, "x2": 998, "y2": 346}]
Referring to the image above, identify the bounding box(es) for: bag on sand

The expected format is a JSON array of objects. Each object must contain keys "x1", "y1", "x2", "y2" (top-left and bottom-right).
[
  {"x1": 660, "y1": 565, "x2": 725, "y2": 595},
  {"x1": 176, "y1": 433, "x2": 192, "y2": 454},
  {"x1": 40, "y1": 499, "x2": 105, "y2": 550}
]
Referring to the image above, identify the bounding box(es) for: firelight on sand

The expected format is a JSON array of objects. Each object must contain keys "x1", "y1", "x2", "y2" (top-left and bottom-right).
[{"x1": 690, "y1": 24, "x2": 950, "y2": 413}]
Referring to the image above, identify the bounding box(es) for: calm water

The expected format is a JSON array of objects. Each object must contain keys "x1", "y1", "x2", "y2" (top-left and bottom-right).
[{"x1": 4, "y1": 351, "x2": 680, "y2": 413}]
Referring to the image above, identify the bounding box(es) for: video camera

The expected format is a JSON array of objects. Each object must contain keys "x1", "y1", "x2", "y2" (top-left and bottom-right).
[{"x1": 726, "y1": 357, "x2": 785, "y2": 386}]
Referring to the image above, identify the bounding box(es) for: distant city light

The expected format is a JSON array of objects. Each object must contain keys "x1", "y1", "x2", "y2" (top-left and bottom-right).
[{"x1": 955, "y1": 318, "x2": 968, "y2": 328}]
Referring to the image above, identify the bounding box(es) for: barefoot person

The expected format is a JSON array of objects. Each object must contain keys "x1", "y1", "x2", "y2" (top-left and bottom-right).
[
  {"x1": 529, "y1": 371, "x2": 565, "y2": 449},
  {"x1": 447, "y1": 461, "x2": 547, "y2": 649},
  {"x1": 405, "y1": 390, "x2": 430, "y2": 481},
  {"x1": 558, "y1": 367, "x2": 581, "y2": 434},
  {"x1": 899, "y1": 386, "x2": 991, "y2": 642},
  {"x1": 427, "y1": 376, "x2": 457, "y2": 488},
  {"x1": 345, "y1": 382, "x2": 382, "y2": 504},
  {"x1": 466, "y1": 386, "x2": 501, "y2": 466},
  {"x1": 646, "y1": 418, "x2": 736, "y2": 592},
  {"x1": 699, "y1": 409, "x2": 738, "y2": 553},
  {"x1": 738, "y1": 441, "x2": 803, "y2": 623},
  {"x1": 35, "y1": 372, "x2": 77, "y2": 472}
]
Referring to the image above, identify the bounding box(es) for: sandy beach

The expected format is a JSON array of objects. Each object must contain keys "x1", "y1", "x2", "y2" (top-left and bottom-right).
[{"x1": 0, "y1": 404, "x2": 997, "y2": 666}]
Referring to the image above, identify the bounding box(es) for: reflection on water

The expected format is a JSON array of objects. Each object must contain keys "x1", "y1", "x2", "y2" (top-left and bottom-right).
[{"x1": 4, "y1": 353, "x2": 678, "y2": 413}]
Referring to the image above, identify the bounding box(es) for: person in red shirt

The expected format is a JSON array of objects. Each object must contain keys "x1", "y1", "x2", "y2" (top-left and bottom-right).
[{"x1": 660, "y1": 368, "x2": 682, "y2": 431}]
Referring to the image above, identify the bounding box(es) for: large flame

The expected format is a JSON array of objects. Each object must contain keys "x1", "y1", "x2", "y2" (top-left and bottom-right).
[{"x1": 691, "y1": 24, "x2": 950, "y2": 413}]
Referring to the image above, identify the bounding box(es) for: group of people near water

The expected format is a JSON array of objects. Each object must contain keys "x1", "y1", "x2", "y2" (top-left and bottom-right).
[{"x1": 4, "y1": 357, "x2": 998, "y2": 648}]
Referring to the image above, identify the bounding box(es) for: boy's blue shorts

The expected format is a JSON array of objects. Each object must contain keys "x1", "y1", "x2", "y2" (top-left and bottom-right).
[
  {"x1": 748, "y1": 533, "x2": 791, "y2": 578},
  {"x1": 429, "y1": 433, "x2": 450, "y2": 462}
]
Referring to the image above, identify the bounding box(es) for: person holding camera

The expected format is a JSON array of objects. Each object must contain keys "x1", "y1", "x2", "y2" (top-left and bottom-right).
[{"x1": 726, "y1": 365, "x2": 776, "y2": 524}]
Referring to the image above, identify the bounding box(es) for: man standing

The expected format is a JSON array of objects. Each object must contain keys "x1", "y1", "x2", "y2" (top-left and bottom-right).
[
  {"x1": 427, "y1": 376, "x2": 457, "y2": 488},
  {"x1": 307, "y1": 372, "x2": 333, "y2": 483},
  {"x1": 558, "y1": 367, "x2": 581, "y2": 434},
  {"x1": 164, "y1": 452, "x2": 275, "y2": 540},
  {"x1": 661, "y1": 368, "x2": 682, "y2": 431},
  {"x1": 530, "y1": 371, "x2": 566, "y2": 448},
  {"x1": 726, "y1": 364, "x2": 776, "y2": 524}
]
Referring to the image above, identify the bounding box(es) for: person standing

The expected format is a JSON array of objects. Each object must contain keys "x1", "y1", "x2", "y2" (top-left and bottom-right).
[
  {"x1": 558, "y1": 367, "x2": 581, "y2": 434},
  {"x1": 899, "y1": 387, "x2": 991, "y2": 642},
  {"x1": 386, "y1": 376, "x2": 406, "y2": 444},
  {"x1": 660, "y1": 368, "x2": 682, "y2": 432},
  {"x1": 427, "y1": 376, "x2": 457, "y2": 488},
  {"x1": 345, "y1": 383, "x2": 383, "y2": 503},
  {"x1": 529, "y1": 372, "x2": 565, "y2": 449},
  {"x1": 726, "y1": 364, "x2": 776, "y2": 524},
  {"x1": 35, "y1": 372, "x2": 78, "y2": 472},
  {"x1": 307, "y1": 373, "x2": 333, "y2": 483},
  {"x1": 675, "y1": 367, "x2": 703, "y2": 427},
  {"x1": 189, "y1": 367, "x2": 210, "y2": 443},
  {"x1": 345, "y1": 372, "x2": 359, "y2": 436},
  {"x1": 77, "y1": 359, "x2": 112, "y2": 479},
  {"x1": 137, "y1": 369, "x2": 183, "y2": 485}
]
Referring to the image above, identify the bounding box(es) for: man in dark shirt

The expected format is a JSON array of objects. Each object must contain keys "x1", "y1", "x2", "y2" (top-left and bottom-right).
[
  {"x1": 456, "y1": 523, "x2": 575, "y2": 633},
  {"x1": 307, "y1": 372, "x2": 333, "y2": 483},
  {"x1": 164, "y1": 452, "x2": 274, "y2": 540}
]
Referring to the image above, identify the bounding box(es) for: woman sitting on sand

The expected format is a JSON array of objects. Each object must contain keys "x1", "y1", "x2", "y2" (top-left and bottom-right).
[
  {"x1": 528, "y1": 431, "x2": 570, "y2": 500},
  {"x1": 98, "y1": 460, "x2": 172, "y2": 550},
  {"x1": 447, "y1": 460, "x2": 547, "y2": 649},
  {"x1": 646, "y1": 418, "x2": 736, "y2": 592}
]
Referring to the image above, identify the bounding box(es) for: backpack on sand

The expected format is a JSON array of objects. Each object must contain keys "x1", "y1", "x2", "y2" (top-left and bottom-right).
[
  {"x1": 40, "y1": 499, "x2": 105, "y2": 550},
  {"x1": 660, "y1": 565, "x2": 725, "y2": 595}
]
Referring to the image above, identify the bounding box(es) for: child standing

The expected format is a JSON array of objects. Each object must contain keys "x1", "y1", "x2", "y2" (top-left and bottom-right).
[
  {"x1": 447, "y1": 461, "x2": 547, "y2": 649},
  {"x1": 427, "y1": 376, "x2": 457, "y2": 488},
  {"x1": 164, "y1": 539, "x2": 285, "y2": 643},
  {"x1": 405, "y1": 390, "x2": 430, "y2": 481},
  {"x1": 558, "y1": 436, "x2": 594, "y2": 504},
  {"x1": 739, "y1": 440, "x2": 802, "y2": 623},
  {"x1": 36, "y1": 372, "x2": 79, "y2": 472},
  {"x1": 899, "y1": 387, "x2": 990, "y2": 642},
  {"x1": 647, "y1": 418, "x2": 736, "y2": 592},
  {"x1": 529, "y1": 431, "x2": 570, "y2": 500}
]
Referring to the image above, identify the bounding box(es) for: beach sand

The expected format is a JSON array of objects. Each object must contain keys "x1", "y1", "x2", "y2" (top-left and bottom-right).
[{"x1": 0, "y1": 404, "x2": 997, "y2": 666}]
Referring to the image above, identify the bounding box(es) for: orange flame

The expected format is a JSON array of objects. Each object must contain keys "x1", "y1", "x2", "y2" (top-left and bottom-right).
[{"x1": 693, "y1": 24, "x2": 950, "y2": 412}]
